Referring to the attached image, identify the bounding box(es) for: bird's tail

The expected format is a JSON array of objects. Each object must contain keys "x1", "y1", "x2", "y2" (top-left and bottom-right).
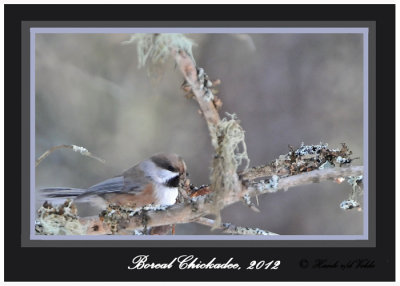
[{"x1": 38, "y1": 187, "x2": 86, "y2": 205}]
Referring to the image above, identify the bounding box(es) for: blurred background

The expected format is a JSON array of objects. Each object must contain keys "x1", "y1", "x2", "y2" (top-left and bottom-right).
[{"x1": 35, "y1": 33, "x2": 364, "y2": 235}]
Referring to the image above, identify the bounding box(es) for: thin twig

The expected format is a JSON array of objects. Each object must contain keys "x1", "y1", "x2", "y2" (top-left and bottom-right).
[
  {"x1": 195, "y1": 217, "x2": 278, "y2": 235},
  {"x1": 35, "y1": 144, "x2": 105, "y2": 167}
]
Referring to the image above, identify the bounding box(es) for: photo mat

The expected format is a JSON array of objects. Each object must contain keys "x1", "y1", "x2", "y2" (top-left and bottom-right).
[{"x1": 28, "y1": 24, "x2": 371, "y2": 246}]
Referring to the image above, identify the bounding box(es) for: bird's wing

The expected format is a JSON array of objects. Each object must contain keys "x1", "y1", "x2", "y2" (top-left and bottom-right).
[
  {"x1": 86, "y1": 176, "x2": 126, "y2": 194},
  {"x1": 73, "y1": 163, "x2": 151, "y2": 202},
  {"x1": 122, "y1": 165, "x2": 152, "y2": 193},
  {"x1": 83, "y1": 169, "x2": 151, "y2": 197}
]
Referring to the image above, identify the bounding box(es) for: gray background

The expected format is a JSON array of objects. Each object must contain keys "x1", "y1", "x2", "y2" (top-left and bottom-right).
[{"x1": 34, "y1": 31, "x2": 364, "y2": 236}]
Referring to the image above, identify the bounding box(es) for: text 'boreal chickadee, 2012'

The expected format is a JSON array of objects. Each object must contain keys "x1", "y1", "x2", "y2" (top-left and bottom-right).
[{"x1": 128, "y1": 254, "x2": 281, "y2": 270}]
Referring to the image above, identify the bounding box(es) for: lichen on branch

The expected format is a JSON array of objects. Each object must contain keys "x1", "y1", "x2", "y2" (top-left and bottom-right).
[
  {"x1": 122, "y1": 34, "x2": 196, "y2": 68},
  {"x1": 210, "y1": 113, "x2": 250, "y2": 226},
  {"x1": 240, "y1": 142, "x2": 357, "y2": 181}
]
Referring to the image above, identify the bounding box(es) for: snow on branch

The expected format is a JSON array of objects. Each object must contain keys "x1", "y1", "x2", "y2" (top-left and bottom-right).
[{"x1": 35, "y1": 144, "x2": 105, "y2": 167}]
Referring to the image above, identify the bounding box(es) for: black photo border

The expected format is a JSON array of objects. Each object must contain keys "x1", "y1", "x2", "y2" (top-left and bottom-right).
[{"x1": 4, "y1": 4, "x2": 395, "y2": 281}]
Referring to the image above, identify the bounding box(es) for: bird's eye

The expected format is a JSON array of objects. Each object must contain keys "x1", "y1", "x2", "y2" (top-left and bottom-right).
[{"x1": 167, "y1": 165, "x2": 175, "y2": 172}]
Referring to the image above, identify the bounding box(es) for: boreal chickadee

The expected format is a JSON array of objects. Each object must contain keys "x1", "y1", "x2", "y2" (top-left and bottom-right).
[{"x1": 39, "y1": 153, "x2": 188, "y2": 215}]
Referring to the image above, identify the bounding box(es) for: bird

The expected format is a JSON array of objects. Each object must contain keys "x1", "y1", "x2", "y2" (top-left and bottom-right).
[{"x1": 39, "y1": 153, "x2": 188, "y2": 216}]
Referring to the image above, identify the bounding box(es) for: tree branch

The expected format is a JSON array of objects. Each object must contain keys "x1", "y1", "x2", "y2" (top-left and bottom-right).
[
  {"x1": 81, "y1": 166, "x2": 362, "y2": 234},
  {"x1": 172, "y1": 49, "x2": 221, "y2": 129}
]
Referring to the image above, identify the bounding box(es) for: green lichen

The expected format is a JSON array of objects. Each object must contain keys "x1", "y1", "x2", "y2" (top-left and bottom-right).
[
  {"x1": 122, "y1": 33, "x2": 196, "y2": 68},
  {"x1": 35, "y1": 200, "x2": 88, "y2": 235},
  {"x1": 210, "y1": 113, "x2": 250, "y2": 227}
]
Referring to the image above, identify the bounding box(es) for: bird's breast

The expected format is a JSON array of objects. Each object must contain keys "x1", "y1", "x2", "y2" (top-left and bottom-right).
[{"x1": 154, "y1": 185, "x2": 178, "y2": 206}]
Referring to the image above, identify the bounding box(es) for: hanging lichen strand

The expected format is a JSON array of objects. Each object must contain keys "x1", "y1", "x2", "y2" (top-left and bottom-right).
[{"x1": 210, "y1": 114, "x2": 250, "y2": 227}]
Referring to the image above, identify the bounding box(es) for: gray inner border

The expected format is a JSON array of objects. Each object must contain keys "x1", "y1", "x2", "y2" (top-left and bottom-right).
[{"x1": 21, "y1": 21, "x2": 376, "y2": 248}]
